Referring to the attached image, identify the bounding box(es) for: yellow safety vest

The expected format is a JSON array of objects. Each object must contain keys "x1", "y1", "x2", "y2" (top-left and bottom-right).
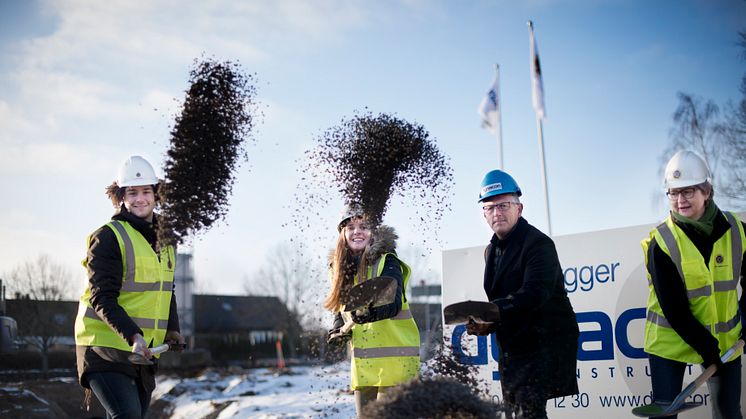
[
  {"x1": 641, "y1": 212, "x2": 744, "y2": 363},
  {"x1": 75, "y1": 220, "x2": 175, "y2": 355},
  {"x1": 349, "y1": 253, "x2": 420, "y2": 389}
]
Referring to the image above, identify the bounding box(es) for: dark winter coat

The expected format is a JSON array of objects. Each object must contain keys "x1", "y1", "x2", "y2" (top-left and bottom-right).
[
  {"x1": 76, "y1": 206, "x2": 180, "y2": 392},
  {"x1": 483, "y1": 217, "x2": 579, "y2": 405},
  {"x1": 646, "y1": 210, "x2": 746, "y2": 367}
]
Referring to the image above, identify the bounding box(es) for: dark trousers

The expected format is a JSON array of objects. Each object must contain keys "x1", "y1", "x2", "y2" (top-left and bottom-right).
[
  {"x1": 649, "y1": 353, "x2": 742, "y2": 419},
  {"x1": 88, "y1": 371, "x2": 151, "y2": 419},
  {"x1": 504, "y1": 400, "x2": 547, "y2": 419}
]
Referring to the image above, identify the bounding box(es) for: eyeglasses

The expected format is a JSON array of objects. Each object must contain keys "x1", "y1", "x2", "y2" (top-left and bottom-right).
[
  {"x1": 666, "y1": 187, "x2": 697, "y2": 201},
  {"x1": 482, "y1": 202, "x2": 520, "y2": 214}
]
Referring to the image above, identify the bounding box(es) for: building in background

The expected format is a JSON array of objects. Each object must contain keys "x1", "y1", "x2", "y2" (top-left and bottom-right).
[
  {"x1": 0, "y1": 279, "x2": 18, "y2": 353},
  {"x1": 409, "y1": 281, "x2": 442, "y2": 360},
  {"x1": 174, "y1": 252, "x2": 195, "y2": 346},
  {"x1": 193, "y1": 294, "x2": 297, "y2": 365}
]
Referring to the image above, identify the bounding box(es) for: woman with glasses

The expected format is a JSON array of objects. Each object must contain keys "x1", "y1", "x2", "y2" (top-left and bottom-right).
[
  {"x1": 642, "y1": 150, "x2": 745, "y2": 419},
  {"x1": 324, "y1": 204, "x2": 420, "y2": 417}
]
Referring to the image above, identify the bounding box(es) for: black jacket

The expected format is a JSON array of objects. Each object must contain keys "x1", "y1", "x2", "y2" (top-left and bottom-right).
[
  {"x1": 646, "y1": 210, "x2": 746, "y2": 367},
  {"x1": 76, "y1": 206, "x2": 180, "y2": 391},
  {"x1": 484, "y1": 217, "x2": 579, "y2": 403}
]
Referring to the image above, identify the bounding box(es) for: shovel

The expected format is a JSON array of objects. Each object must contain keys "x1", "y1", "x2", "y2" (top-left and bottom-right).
[
  {"x1": 631, "y1": 339, "x2": 745, "y2": 418},
  {"x1": 127, "y1": 343, "x2": 171, "y2": 365},
  {"x1": 443, "y1": 300, "x2": 500, "y2": 325},
  {"x1": 328, "y1": 276, "x2": 398, "y2": 342}
]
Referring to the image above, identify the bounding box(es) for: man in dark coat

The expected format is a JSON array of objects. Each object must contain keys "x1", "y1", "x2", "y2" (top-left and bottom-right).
[{"x1": 467, "y1": 169, "x2": 579, "y2": 419}]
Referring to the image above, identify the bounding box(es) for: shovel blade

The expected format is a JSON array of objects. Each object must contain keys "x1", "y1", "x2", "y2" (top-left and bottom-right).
[
  {"x1": 631, "y1": 401, "x2": 702, "y2": 418},
  {"x1": 127, "y1": 343, "x2": 170, "y2": 365},
  {"x1": 342, "y1": 276, "x2": 397, "y2": 312},
  {"x1": 443, "y1": 300, "x2": 500, "y2": 325}
]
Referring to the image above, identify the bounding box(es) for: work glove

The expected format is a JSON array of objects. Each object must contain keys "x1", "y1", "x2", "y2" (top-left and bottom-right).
[
  {"x1": 165, "y1": 330, "x2": 186, "y2": 352},
  {"x1": 327, "y1": 327, "x2": 351, "y2": 345},
  {"x1": 131, "y1": 333, "x2": 152, "y2": 359},
  {"x1": 351, "y1": 306, "x2": 376, "y2": 324},
  {"x1": 332, "y1": 312, "x2": 345, "y2": 330},
  {"x1": 465, "y1": 319, "x2": 495, "y2": 336},
  {"x1": 701, "y1": 347, "x2": 724, "y2": 370}
]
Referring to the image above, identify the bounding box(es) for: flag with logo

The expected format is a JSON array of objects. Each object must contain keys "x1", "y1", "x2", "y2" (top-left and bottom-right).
[
  {"x1": 477, "y1": 70, "x2": 500, "y2": 134},
  {"x1": 528, "y1": 21, "x2": 546, "y2": 120}
]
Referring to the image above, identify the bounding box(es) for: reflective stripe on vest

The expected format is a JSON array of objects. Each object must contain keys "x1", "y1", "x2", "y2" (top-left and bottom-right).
[
  {"x1": 723, "y1": 212, "x2": 743, "y2": 284},
  {"x1": 109, "y1": 221, "x2": 136, "y2": 284},
  {"x1": 83, "y1": 306, "x2": 169, "y2": 330},
  {"x1": 391, "y1": 309, "x2": 413, "y2": 321},
  {"x1": 647, "y1": 309, "x2": 740, "y2": 334},
  {"x1": 353, "y1": 346, "x2": 421, "y2": 359},
  {"x1": 653, "y1": 218, "x2": 741, "y2": 335},
  {"x1": 75, "y1": 220, "x2": 174, "y2": 352},
  {"x1": 655, "y1": 222, "x2": 685, "y2": 280},
  {"x1": 642, "y1": 212, "x2": 745, "y2": 363},
  {"x1": 350, "y1": 252, "x2": 420, "y2": 389}
]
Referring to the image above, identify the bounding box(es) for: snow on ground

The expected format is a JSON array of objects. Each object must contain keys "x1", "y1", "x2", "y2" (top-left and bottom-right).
[{"x1": 152, "y1": 362, "x2": 357, "y2": 418}]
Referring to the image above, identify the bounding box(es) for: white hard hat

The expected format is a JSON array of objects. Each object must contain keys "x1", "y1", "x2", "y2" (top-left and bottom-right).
[
  {"x1": 116, "y1": 155, "x2": 159, "y2": 187},
  {"x1": 664, "y1": 150, "x2": 711, "y2": 189}
]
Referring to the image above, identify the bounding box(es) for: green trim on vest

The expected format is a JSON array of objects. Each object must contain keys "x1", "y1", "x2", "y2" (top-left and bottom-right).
[
  {"x1": 75, "y1": 221, "x2": 175, "y2": 356},
  {"x1": 641, "y1": 212, "x2": 744, "y2": 363},
  {"x1": 350, "y1": 253, "x2": 420, "y2": 389}
]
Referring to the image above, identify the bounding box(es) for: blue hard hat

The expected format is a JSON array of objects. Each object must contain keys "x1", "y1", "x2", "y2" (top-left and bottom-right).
[{"x1": 478, "y1": 170, "x2": 522, "y2": 202}]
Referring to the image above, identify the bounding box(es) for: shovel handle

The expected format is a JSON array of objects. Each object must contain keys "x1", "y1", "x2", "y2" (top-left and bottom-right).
[
  {"x1": 340, "y1": 319, "x2": 355, "y2": 334},
  {"x1": 669, "y1": 339, "x2": 745, "y2": 412},
  {"x1": 151, "y1": 343, "x2": 170, "y2": 356},
  {"x1": 695, "y1": 339, "x2": 745, "y2": 385}
]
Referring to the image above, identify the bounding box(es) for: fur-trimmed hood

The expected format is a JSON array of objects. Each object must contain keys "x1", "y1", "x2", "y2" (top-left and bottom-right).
[{"x1": 365, "y1": 224, "x2": 398, "y2": 264}]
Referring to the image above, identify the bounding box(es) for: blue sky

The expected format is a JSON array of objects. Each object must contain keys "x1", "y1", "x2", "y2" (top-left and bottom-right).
[{"x1": 1, "y1": 0, "x2": 744, "y2": 295}]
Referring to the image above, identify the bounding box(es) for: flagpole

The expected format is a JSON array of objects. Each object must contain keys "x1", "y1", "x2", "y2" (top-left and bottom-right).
[
  {"x1": 495, "y1": 63, "x2": 504, "y2": 170},
  {"x1": 535, "y1": 116, "x2": 552, "y2": 235},
  {"x1": 528, "y1": 20, "x2": 552, "y2": 236}
]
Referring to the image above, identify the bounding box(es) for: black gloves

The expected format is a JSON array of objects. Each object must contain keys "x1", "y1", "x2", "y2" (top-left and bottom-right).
[
  {"x1": 465, "y1": 319, "x2": 495, "y2": 336},
  {"x1": 331, "y1": 312, "x2": 345, "y2": 330},
  {"x1": 327, "y1": 312, "x2": 351, "y2": 344},
  {"x1": 327, "y1": 327, "x2": 351, "y2": 345},
  {"x1": 351, "y1": 306, "x2": 376, "y2": 324},
  {"x1": 701, "y1": 348, "x2": 723, "y2": 369}
]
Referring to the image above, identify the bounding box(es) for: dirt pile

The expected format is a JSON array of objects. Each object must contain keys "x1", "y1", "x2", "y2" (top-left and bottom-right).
[
  {"x1": 361, "y1": 376, "x2": 501, "y2": 418},
  {"x1": 158, "y1": 57, "x2": 259, "y2": 247},
  {"x1": 297, "y1": 111, "x2": 453, "y2": 231}
]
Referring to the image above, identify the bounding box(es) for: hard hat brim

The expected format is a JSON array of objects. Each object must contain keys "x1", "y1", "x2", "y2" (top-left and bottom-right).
[
  {"x1": 664, "y1": 178, "x2": 708, "y2": 190},
  {"x1": 118, "y1": 177, "x2": 160, "y2": 187}
]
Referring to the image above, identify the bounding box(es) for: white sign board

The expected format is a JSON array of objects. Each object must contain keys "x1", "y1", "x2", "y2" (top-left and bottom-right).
[{"x1": 442, "y1": 218, "x2": 745, "y2": 418}]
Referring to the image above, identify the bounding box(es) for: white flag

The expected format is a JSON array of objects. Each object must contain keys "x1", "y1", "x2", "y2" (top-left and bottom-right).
[
  {"x1": 528, "y1": 21, "x2": 546, "y2": 119},
  {"x1": 477, "y1": 70, "x2": 500, "y2": 134}
]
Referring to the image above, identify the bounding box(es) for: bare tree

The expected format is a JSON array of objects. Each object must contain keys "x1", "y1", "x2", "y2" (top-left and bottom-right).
[
  {"x1": 5, "y1": 254, "x2": 78, "y2": 374},
  {"x1": 716, "y1": 31, "x2": 746, "y2": 209},
  {"x1": 658, "y1": 30, "x2": 746, "y2": 211},
  {"x1": 663, "y1": 93, "x2": 723, "y2": 178},
  {"x1": 243, "y1": 243, "x2": 325, "y2": 358},
  {"x1": 718, "y1": 106, "x2": 746, "y2": 209}
]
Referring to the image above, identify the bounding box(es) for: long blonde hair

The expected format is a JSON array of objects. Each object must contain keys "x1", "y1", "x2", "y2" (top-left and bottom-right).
[{"x1": 324, "y1": 219, "x2": 373, "y2": 312}]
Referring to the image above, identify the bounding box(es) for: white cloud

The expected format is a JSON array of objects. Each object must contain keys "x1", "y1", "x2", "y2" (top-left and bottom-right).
[
  {"x1": 1, "y1": 0, "x2": 380, "y2": 146},
  {"x1": 0, "y1": 100, "x2": 40, "y2": 144},
  {"x1": 0, "y1": 141, "x2": 119, "y2": 175}
]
